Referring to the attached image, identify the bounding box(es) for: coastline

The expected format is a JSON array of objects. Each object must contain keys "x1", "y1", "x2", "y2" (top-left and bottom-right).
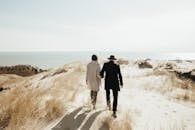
[{"x1": 1, "y1": 52, "x2": 195, "y2": 69}]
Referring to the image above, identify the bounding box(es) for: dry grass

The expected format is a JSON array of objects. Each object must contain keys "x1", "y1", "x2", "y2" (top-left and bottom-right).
[
  {"x1": 143, "y1": 69, "x2": 195, "y2": 101},
  {"x1": 0, "y1": 86, "x2": 65, "y2": 130},
  {"x1": 0, "y1": 74, "x2": 24, "y2": 88},
  {"x1": 51, "y1": 68, "x2": 67, "y2": 76},
  {"x1": 0, "y1": 65, "x2": 82, "y2": 130},
  {"x1": 117, "y1": 59, "x2": 129, "y2": 65},
  {"x1": 102, "y1": 112, "x2": 132, "y2": 130}
]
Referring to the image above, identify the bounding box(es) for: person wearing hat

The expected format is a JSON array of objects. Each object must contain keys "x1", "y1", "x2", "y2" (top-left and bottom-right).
[
  {"x1": 86, "y1": 54, "x2": 101, "y2": 110},
  {"x1": 100, "y1": 55, "x2": 123, "y2": 118}
]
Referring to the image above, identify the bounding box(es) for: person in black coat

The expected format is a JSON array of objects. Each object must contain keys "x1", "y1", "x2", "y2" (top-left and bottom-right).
[{"x1": 100, "y1": 55, "x2": 123, "y2": 118}]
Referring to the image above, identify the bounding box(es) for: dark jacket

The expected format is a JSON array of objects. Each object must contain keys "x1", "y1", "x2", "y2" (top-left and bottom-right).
[{"x1": 100, "y1": 61, "x2": 123, "y2": 91}]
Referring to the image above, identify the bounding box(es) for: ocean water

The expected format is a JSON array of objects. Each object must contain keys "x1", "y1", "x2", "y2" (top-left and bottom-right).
[{"x1": 0, "y1": 52, "x2": 195, "y2": 69}]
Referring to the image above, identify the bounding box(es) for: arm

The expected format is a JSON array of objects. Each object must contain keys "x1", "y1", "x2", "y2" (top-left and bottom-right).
[
  {"x1": 118, "y1": 65, "x2": 123, "y2": 86},
  {"x1": 96, "y1": 64, "x2": 101, "y2": 86},
  {"x1": 96, "y1": 64, "x2": 101, "y2": 79},
  {"x1": 100, "y1": 63, "x2": 105, "y2": 78},
  {"x1": 86, "y1": 65, "x2": 89, "y2": 84}
]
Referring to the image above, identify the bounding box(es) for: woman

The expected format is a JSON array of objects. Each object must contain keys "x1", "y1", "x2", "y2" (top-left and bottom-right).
[{"x1": 86, "y1": 54, "x2": 101, "y2": 110}]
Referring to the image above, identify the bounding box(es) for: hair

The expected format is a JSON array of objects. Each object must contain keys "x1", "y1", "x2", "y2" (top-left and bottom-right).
[{"x1": 92, "y1": 54, "x2": 98, "y2": 61}]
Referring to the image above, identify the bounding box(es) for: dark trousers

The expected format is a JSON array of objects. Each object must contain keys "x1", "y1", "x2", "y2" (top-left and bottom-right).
[
  {"x1": 90, "y1": 90, "x2": 98, "y2": 106},
  {"x1": 106, "y1": 89, "x2": 118, "y2": 112}
]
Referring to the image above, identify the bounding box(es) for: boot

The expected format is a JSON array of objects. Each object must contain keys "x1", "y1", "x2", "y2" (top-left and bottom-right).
[{"x1": 112, "y1": 111, "x2": 117, "y2": 118}]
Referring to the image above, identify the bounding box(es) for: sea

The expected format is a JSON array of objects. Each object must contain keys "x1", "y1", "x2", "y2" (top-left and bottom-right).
[{"x1": 0, "y1": 52, "x2": 195, "y2": 69}]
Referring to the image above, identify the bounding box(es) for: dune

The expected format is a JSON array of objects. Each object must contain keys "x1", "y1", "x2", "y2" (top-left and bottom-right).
[{"x1": 0, "y1": 60, "x2": 195, "y2": 130}]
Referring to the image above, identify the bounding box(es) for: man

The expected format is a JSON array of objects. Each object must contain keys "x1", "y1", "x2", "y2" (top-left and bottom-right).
[
  {"x1": 86, "y1": 55, "x2": 101, "y2": 110},
  {"x1": 100, "y1": 55, "x2": 123, "y2": 118}
]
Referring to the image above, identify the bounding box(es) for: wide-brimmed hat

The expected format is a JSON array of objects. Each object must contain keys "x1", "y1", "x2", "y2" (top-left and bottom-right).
[{"x1": 108, "y1": 55, "x2": 117, "y2": 60}]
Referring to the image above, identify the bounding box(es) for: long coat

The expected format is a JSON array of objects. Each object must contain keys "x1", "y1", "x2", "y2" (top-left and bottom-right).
[
  {"x1": 86, "y1": 61, "x2": 101, "y2": 91},
  {"x1": 100, "y1": 61, "x2": 123, "y2": 91}
]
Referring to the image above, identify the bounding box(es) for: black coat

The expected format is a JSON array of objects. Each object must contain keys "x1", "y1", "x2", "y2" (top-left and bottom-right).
[{"x1": 100, "y1": 61, "x2": 123, "y2": 91}]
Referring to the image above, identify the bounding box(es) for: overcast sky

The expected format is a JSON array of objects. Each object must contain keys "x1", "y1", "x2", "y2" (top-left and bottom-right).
[{"x1": 0, "y1": 0, "x2": 194, "y2": 52}]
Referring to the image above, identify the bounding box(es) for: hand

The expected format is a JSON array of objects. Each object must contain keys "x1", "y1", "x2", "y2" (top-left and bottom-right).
[{"x1": 120, "y1": 84, "x2": 123, "y2": 88}]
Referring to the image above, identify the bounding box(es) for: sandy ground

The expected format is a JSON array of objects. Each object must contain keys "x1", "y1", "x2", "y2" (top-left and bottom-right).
[
  {"x1": 1, "y1": 61, "x2": 195, "y2": 130},
  {"x1": 51, "y1": 63, "x2": 195, "y2": 130}
]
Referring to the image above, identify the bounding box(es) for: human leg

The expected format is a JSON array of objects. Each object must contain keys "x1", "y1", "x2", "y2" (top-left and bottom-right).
[
  {"x1": 91, "y1": 90, "x2": 98, "y2": 109},
  {"x1": 112, "y1": 90, "x2": 118, "y2": 118},
  {"x1": 106, "y1": 89, "x2": 111, "y2": 110}
]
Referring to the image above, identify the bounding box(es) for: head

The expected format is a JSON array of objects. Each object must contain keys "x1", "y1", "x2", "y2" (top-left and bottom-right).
[
  {"x1": 108, "y1": 55, "x2": 117, "y2": 61},
  {"x1": 92, "y1": 54, "x2": 98, "y2": 61}
]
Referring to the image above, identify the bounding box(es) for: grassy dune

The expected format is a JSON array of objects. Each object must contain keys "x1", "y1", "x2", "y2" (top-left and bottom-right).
[
  {"x1": 0, "y1": 64, "x2": 84, "y2": 130},
  {"x1": 0, "y1": 61, "x2": 195, "y2": 130}
]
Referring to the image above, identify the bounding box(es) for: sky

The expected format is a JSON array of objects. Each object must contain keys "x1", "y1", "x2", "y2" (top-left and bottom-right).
[{"x1": 0, "y1": 0, "x2": 195, "y2": 52}]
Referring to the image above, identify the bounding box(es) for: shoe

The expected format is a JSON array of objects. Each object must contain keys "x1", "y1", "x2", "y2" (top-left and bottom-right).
[{"x1": 112, "y1": 111, "x2": 117, "y2": 118}]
